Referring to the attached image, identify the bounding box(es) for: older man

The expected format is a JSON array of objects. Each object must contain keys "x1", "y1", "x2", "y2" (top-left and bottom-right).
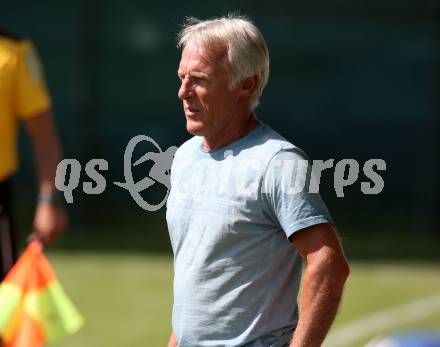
[{"x1": 166, "y1": 15, "x2": 349, "y2": 347}]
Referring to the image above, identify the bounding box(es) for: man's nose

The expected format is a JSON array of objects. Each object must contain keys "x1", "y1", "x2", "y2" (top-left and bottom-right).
[{"x1": 178, "y1": 77, "x2": 193, "y2": 100}]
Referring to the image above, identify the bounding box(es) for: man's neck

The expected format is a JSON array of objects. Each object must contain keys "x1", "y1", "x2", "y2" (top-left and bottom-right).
[{"x1": 202, "y1": 114, "x2": 259, "y2": 152}]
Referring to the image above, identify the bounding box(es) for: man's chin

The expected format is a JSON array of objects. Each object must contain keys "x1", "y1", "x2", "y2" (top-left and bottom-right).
[{"x1": 186, "y1": 121, "x2": 205, "y2": 136}]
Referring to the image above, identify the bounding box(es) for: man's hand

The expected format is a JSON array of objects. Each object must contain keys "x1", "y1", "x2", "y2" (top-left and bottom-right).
[
  {"x1": 29, "y1": 202, "x2": 68, "y2": 245},
  {"x1": 289, "y1": 223, "x2": 349, "y2": 347}
]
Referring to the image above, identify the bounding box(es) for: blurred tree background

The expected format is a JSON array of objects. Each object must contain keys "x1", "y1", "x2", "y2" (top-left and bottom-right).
[{"x1": 2, "y1": 0, "x2": 438, "y2": 259}]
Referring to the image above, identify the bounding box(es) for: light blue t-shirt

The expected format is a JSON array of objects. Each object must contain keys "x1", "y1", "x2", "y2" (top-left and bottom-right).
[{"x1": 166, "y1": 123, "x2": 333, "y2": 347}]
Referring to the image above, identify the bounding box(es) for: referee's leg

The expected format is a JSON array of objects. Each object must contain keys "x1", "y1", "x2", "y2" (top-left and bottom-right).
[{"x1": 0, "y1": 179, "x2": 17, "y2": 282}]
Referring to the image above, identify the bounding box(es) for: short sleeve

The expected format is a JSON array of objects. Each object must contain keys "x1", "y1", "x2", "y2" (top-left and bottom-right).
[
  {"x1": 261, "y1": 148, "x2": 334, "y2": 239},
  {"x1": 15, "y1": 41, "x2": 51, "y2": 118}
]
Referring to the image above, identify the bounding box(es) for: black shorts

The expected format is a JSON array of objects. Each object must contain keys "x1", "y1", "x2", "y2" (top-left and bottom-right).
[{"x1": 0, "y1": 179, "x2": 17, "y2": 281}]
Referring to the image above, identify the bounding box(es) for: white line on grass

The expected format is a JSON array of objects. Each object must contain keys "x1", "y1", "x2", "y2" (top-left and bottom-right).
[{"x1": 323, "y1": 292, "x2": 440, "y2": 347}]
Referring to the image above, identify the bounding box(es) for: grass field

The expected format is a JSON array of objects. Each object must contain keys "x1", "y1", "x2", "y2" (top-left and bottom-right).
[{"x1": 47, "y1": 253, "x2": 439, "y2": 347}]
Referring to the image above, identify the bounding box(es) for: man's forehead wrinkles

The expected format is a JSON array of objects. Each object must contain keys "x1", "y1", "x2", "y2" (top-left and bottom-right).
[{"x1": 178, "y1": 59, "x2": 212, "y2": 76}]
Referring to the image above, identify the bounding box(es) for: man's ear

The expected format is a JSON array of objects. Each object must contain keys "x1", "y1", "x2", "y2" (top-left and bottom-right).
[{"x1": 240, "y1": 75, "x2": 259, "y2": 96}]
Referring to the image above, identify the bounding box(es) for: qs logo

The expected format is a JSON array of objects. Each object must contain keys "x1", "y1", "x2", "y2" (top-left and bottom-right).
[{"x1": 55, "y1": 135, "x2": 178, "y2": 211}]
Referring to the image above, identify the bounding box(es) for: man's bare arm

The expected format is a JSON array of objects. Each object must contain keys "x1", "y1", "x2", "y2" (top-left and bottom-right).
[
  {"x1": 24, "y1": 109, "x2": 68, "y2": 244},
  {"x1": 167, "y1": 331, "x2": 178, "y2": 347},
  {"x1": 289, "y1": 223, "x2": 349, "y2": 347}
]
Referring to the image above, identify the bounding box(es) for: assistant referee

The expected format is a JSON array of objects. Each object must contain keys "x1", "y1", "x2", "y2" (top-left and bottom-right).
[{"x1": 0, "y1": 27, "x2": 67, "y2": 282}]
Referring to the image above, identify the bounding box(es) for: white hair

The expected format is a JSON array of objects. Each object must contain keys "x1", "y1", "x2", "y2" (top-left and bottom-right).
[{"x1": 177, "y1": 14, "x2": 270, "y2": 111}]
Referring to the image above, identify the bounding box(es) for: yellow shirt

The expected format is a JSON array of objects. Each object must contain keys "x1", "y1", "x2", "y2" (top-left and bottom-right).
[{"x1": 0, "y1": 36, "x2": 51, "y2": 181}]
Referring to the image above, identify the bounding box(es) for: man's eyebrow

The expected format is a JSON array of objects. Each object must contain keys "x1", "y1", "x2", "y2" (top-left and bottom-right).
[
  {"x1": 192, "y1": 71, "x2": 210, "y2": 79},
  {"x1": 177, "y1": 70, "x2": 210, "y2": 79}
]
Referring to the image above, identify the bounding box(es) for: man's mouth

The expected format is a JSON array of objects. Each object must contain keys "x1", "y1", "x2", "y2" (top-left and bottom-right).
[{"x1": 185, "y1": 108, "x2": 200, "y2": 114}]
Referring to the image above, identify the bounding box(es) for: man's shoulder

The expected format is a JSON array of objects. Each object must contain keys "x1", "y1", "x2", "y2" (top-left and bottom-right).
[
  {"x1": 261, "y1": 125, "x2": 310, "y2": 158},
  {"x1": 258, "y1": 124, "x2": 295, "y2": 148},
  {"x1": 240, "y1": 124, "x2": 298, "y2": 158},
  {"x1": 0, "y1": 35, "x2": 35, "y2": 71}
]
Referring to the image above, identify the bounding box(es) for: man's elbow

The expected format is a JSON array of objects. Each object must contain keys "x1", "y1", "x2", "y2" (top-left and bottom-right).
[
  {"x1": 330, "y1": 253, "x2": 350, "y2": 290},
  {"x1": 339, "y1": 257, "x2": 350, "y2": 283},
  {"x1": 308, "y1": 250, "x2": 349, "y2": 286},
  {"x1": 318, "y1": 250, "x2": 350, "y2": 288}
]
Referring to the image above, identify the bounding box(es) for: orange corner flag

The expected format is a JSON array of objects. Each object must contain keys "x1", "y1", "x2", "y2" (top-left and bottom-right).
[{"x1": 0, "y1": 242, "x2": 83, "y2": 347}]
